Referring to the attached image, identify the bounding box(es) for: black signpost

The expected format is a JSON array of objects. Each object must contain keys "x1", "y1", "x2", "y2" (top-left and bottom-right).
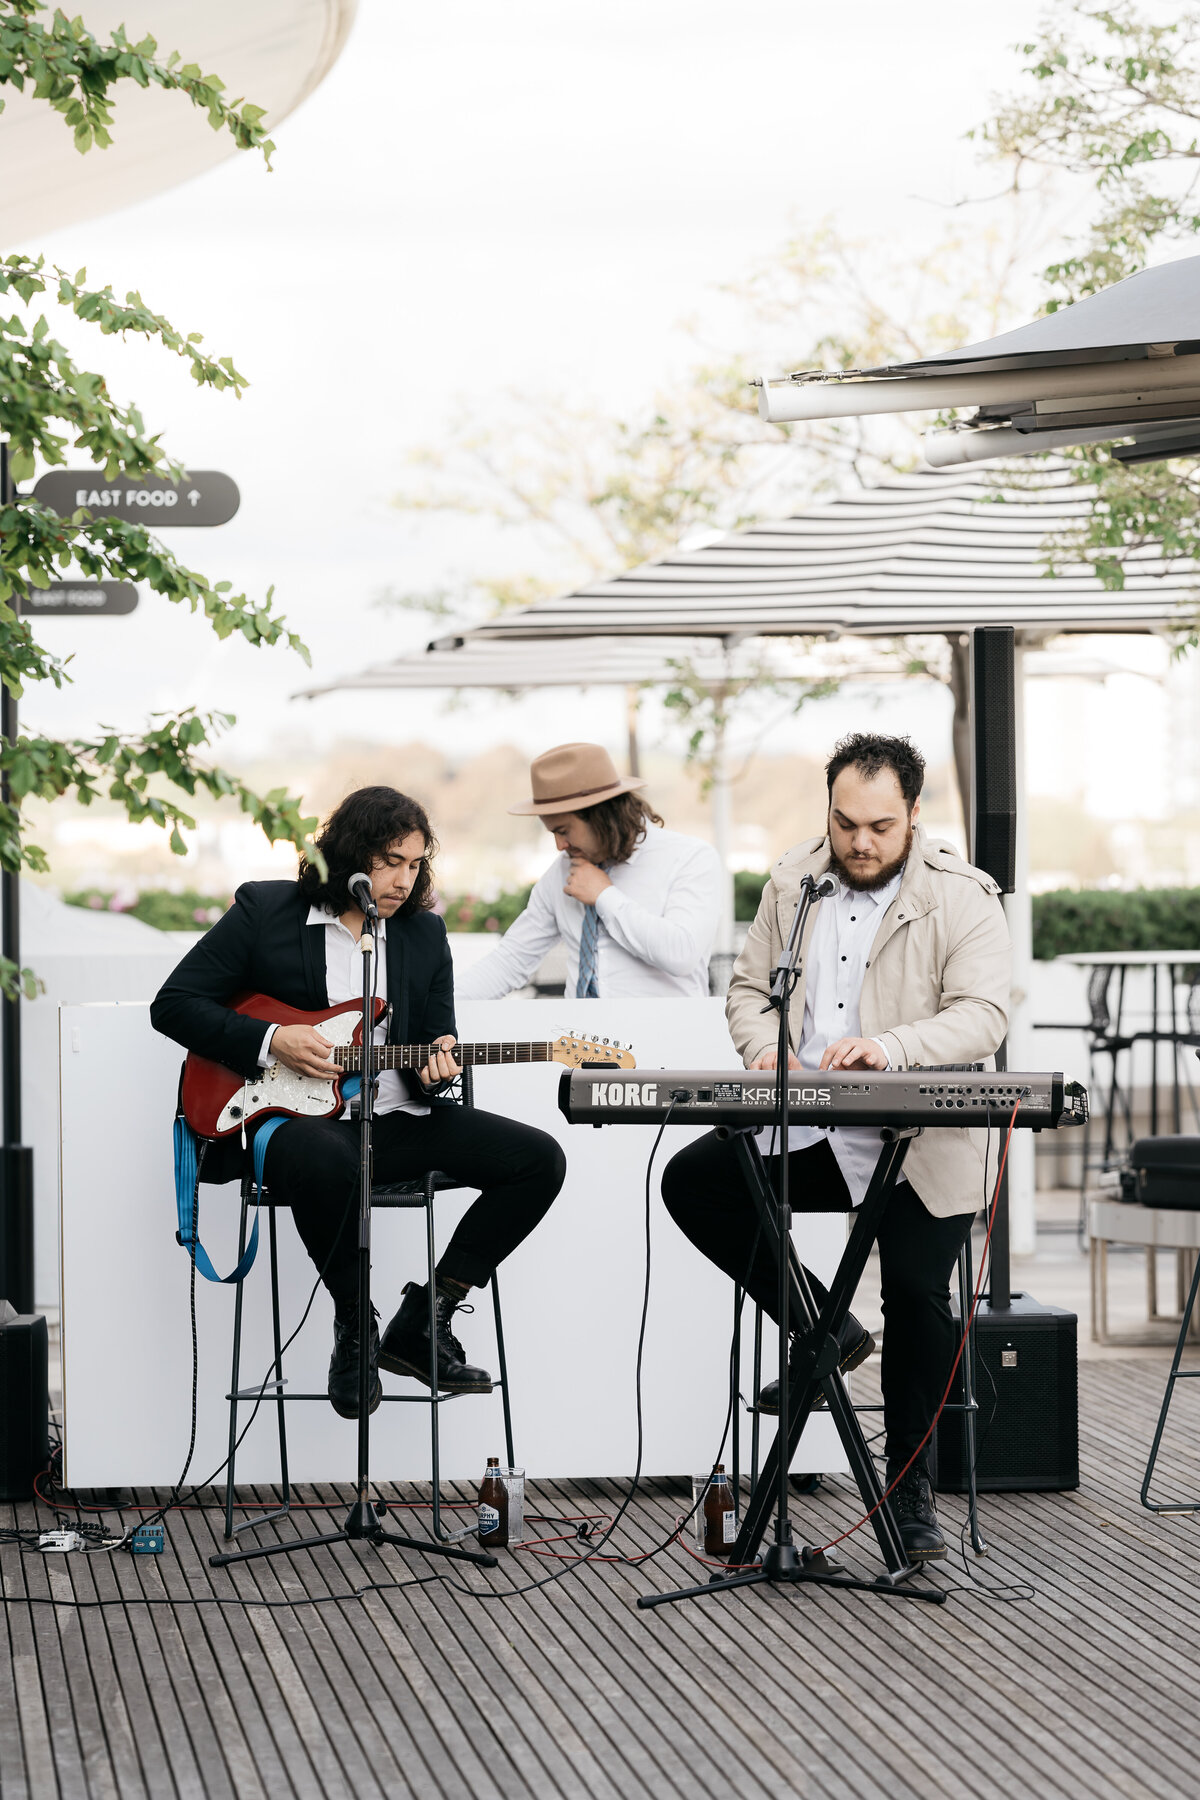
[
  {"x1": 32, "y1": 470, "x2": 240, "y2": 528},
  {"x1": 1, "y1": 454, "x2": 237, "y2": 1326}
]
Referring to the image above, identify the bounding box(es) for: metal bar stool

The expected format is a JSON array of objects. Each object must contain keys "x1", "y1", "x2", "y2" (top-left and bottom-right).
[
  {"x1": 220, "y1": 1074, "x2": 515, "y2": 1541},
  {"x1": 738, "y1": 1231, "x2": 986, "y2": 1551},
  {"x1": 1140, "y1": 1131, "x2": 1200, "y2": 1515}
]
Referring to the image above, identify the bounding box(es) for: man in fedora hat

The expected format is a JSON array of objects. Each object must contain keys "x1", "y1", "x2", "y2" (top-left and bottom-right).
[{"x1": 457, "y1": 742, "x2": 722, "y2": 1000}]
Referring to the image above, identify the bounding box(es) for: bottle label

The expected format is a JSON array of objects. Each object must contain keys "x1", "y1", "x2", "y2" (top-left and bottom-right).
[
  {"x1": 722, "y1": 1509, "x2": 736, "y2": 1544},
  {"x1": 479, "y1": 1504, "x2": 500, "y2": 1536}
]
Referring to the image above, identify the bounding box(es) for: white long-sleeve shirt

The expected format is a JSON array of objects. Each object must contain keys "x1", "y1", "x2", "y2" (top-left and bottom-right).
[
  {"x1": 755, "y1": 868, "x2": 901, "y2": 1202},
  {"x1": 456, "y1": 825, "x2": 722, "y2": 1001},
  {"x1": 259, "y1": 905, "x2": 428, "y2": 1116}
]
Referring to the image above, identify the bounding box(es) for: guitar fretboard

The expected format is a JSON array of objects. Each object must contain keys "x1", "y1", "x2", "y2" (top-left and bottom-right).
[{"x1": 335, "y1": 1042, "x2": 556, "y2": 1071}]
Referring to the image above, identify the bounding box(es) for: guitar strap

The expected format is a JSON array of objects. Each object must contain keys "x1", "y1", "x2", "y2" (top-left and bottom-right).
[{"x1": 172, "y1": 1114, "x2": 287, "y2": 1285}]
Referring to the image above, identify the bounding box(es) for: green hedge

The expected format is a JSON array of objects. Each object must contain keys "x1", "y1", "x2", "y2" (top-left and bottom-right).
[
  {"x1": 441, "y1": 885, "x2": 533, "y2": 934},
  {"x1": 65, "y1": 888, "x2": 230, "y2": 931},
  {"x1": 1031, "y1": 888, "x2": 1200, "y2": 960},
  {"x1": 734, "y1": 872, "x2": 1200, "y2": 958}
]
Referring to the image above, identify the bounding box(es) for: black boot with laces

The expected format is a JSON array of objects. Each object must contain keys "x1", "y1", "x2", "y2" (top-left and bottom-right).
[
  {"x1": 328, "y1": 1301, "x2": 381, "y2": 1419},
  {"x1": 379, "y1": 1281, "x2": 493, "y2": 1394},
  {"x1": 887, "y1": 1459, "x2": 947, "y2": 1561}
]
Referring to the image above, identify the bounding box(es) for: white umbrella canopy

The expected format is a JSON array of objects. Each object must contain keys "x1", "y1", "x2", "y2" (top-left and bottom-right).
[{"x1": 454, "y1": 464, "x2": 1198, "y2": 644}]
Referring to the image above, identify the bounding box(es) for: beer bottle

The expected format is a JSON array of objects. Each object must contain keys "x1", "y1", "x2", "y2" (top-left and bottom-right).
[
  {"x1": 703, "y1": 1464, "x2": 736, "y2": 1556},
  {"x1": 478, "y1": 1455, "x2": 509, "y2": 1548}
]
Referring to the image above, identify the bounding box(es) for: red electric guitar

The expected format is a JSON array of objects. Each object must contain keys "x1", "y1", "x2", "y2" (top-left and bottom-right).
[{"x1": 180, "y1": 993, "x2": 637, "y2": 1139}]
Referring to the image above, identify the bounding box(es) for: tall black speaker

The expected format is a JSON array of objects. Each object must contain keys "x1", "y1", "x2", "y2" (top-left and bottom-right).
[
  {"x1": 0, "y1": 1302, "x2": 48, "y2": 1501},
  {"x1": 970, "y1": 626, "x2": 1017, "y2": 895}
]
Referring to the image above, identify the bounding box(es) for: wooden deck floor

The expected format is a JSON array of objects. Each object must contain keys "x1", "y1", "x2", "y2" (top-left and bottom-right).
[{"x1": 5, "y1": 1356, "x2": 1200, "y2": 1800}]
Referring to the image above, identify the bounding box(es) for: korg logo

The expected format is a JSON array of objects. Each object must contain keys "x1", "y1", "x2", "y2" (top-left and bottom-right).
[{"x1": 591, "y1": 1082, "x2": 659, "y2": 1106}]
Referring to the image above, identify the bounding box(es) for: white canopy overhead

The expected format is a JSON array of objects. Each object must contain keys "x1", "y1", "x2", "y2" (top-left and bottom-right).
[
  {"x1": 451, "y1": 465, "x2": 1197, "y2": 644},
  {"x1": 0, "y1": 0, "x2": 356, "y2": 245},
  {"x1": 754, "y1": 256, "x2": 1200, "y2": 468}
]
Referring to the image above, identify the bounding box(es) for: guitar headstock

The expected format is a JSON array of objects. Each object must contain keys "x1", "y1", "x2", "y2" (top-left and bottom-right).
[{"x1": 551, "y1": 1032, "x2": 637, "y2": 1071}]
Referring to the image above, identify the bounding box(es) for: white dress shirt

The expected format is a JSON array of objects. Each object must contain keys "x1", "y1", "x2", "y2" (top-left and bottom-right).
[
  {"x1": 456, "y1": 825, "x2": 722, "y2": 1001},
  {"x1": 259, "y1": 905, "x2": 428, "y2": 1117},
  {"x1": 756, "y1": 867, "x2": 902, "y2": 1203}
]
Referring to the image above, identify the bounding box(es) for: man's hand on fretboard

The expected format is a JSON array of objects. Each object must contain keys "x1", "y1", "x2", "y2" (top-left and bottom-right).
[{"x1": 417, "y1": 1035, "x2": 461, "y2": 1090}]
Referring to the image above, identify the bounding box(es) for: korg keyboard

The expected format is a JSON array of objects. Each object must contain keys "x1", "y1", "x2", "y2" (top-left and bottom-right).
[{"x1": 558, "y1": 1066, "x2": 1087, "y2": 1130}]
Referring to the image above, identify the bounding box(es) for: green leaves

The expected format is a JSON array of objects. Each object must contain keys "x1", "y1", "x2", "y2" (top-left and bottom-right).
[
  {"x1": 0, "y1": 3, "x2": 275, "y2": 164},
  {"x1": 0, "y1": 708, "x2": 322, "y2": 883}
]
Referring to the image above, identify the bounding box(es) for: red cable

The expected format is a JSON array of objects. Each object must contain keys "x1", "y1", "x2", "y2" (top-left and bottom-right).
[{"x1": 811, "y1": 1096, "x2": 1021, "y2": 1556}]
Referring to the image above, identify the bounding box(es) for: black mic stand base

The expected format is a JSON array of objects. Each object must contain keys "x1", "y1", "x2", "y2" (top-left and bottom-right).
[
  {"x1": 637, "y1": 1531, "x2": 944, "y2": 1610},
  {"x1": 210, "y1": 1495, "x2": 497, "y2": 1570}
]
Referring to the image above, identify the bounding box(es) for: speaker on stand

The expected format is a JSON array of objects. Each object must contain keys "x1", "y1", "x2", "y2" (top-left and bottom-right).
[{"x1": 934, "y1": 626, "x2": 1079, "y2": 1494}]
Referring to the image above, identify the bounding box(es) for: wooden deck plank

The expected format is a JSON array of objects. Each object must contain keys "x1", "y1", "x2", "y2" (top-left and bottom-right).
[{"x1": 6, "y1": 1359, "x2": 1200, "y2": 1800}]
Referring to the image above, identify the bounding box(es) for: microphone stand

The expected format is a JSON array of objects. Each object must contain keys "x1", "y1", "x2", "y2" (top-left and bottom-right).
[
  {"x1": 211, "y1": 898, "x2": 495, "y2": 1574},
  {"x1": 759, "y1": 872, "x2": 822, "y2": 1579}
]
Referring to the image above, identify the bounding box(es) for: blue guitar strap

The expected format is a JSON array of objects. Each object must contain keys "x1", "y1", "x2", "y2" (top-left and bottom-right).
[{"x1": 173, "y1": 1113, "x2": 288, "y2": 1285}]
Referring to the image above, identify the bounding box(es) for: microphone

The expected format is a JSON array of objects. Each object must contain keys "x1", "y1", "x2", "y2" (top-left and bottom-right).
[
  {"x1": 347, "y1": 872, "x2": 379, "y2": 919},
  {"x1": 812, "y1": 874, "x2": 837, "y2": 899}
]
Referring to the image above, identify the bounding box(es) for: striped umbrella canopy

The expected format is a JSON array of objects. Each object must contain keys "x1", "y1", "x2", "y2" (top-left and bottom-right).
[
  {"x1": 297, "y1": 635, "x2": 826, "y2": 697},
  {"x1": 448, "y1": 464, "x2": 1197, "y2": 644}
]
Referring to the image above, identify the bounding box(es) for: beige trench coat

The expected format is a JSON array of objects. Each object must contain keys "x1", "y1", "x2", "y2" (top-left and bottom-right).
[{"x1": 726, "y1": 826, "x2": 1011, "y2": 1219}]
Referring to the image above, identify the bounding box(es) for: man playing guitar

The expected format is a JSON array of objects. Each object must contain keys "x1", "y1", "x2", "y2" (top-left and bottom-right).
[{"x1": 152, "y1": 785, "x2": 566, "y2": 1418}]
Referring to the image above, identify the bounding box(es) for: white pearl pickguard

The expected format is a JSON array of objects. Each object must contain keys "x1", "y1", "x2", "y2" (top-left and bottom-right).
[{"x1": 216, "y1": 1010, "x2": 361, "y2": 1133}]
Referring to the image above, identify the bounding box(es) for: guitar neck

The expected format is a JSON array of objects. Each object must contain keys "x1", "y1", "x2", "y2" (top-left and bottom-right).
[{"x1": 336, "y1": 1042, "x2": 555, "y2": 1071}]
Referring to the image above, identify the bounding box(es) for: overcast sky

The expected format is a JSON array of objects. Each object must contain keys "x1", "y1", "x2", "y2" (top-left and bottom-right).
[{"x1": 28, "y1": 0, "x2": 1048, "y2": 769}]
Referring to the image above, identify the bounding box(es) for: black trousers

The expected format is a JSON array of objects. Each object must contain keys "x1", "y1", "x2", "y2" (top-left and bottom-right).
[
  {"x1": 263, "y1": 1105, "x2": 566, "y2": 1309},
  {"x1": 660, "y1": 1134, "x2": 975, "y2": 1466}
]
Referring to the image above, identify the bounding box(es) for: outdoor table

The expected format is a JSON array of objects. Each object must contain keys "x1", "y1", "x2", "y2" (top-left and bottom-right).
[
  {"x1": 1056, "y1": 950, "x2": 1199, "y2": 1138},
  {"x1": 1088, "y1": 1196, "x2": 1200, "y2": 1346}
]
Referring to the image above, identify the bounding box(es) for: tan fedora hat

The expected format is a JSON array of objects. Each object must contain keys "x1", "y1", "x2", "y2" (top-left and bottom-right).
[{"x1": 509, "y1": 742, "x2": 646, "y2": 817}]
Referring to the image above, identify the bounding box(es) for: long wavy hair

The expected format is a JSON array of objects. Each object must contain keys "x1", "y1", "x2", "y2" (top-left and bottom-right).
[
  {"x1": 577, "y1": 791, "x2": 664, "y2": 864},
  {"x1": 298, "y1": 786, "x2": 438, "y2": 917}
]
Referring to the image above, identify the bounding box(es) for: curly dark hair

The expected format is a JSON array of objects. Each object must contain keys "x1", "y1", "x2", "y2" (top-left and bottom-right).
[
  {"x1": 298, "y1": 786, "x2": 438, "y2": 916},
  {"x1": 825, "y1": 733, "x2": 925, "y2": 810},
  {"x1": 577, "y1": 791, "x2": 665, "y2": 864}
]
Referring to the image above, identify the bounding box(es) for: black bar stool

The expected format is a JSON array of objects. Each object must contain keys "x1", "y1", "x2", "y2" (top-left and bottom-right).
[
  {"x1": 737, "y1": 1229, "x2": 986, "y2": 1551},
  {"x1": 219, "y1": 1074, "x2": 515, "y2": 1541}
]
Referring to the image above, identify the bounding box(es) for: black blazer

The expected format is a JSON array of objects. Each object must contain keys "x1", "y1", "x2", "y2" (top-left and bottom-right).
[{"x1": 151, "y1": 880, "x2": 457, "y2": 1083}]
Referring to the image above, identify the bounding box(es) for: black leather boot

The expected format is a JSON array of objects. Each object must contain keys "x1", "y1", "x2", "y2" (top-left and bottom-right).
[
  {"x1": 328, "y1": 1302, "x2": 381, "y2": 1419},
  {"x1": 888, "y1": 1461, "x2": 947, "y2": 1560},
  {"x1": 379, "y1": 1281, "x2": 493, "y2": 1394},
  {"x1": 756, "y1": 1313, "x2": 876, "y2": 1415}
]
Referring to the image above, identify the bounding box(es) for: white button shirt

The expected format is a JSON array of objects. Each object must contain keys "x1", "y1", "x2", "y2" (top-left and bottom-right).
[
  {"x1": 259, "y1": 906, "x2": 428, "y2": 1117},
  {"x1": 456, "y1": 825, "x2": 722, "y2": 1001},
  {"x1": 755, "y1": 868, "x2": 902, "y2": 1202}
]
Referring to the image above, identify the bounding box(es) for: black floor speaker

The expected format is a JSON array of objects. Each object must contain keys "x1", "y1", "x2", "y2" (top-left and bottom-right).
[
  {"x1": 933, "y1": 1292, "x2": 1079, "y2": 1492},
  {"x1": 0, "y1": 1303, "x2": 49, "y2": 1502}
]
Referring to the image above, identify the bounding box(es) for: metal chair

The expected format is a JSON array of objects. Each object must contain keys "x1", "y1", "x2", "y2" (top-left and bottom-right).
[
  {"x1": 1036, "y1": 963, "x2": 1138, "y2": 1230},
  {"x1": 1140, "y1": 1133, "x2": 1200, "y2": 1514},
  {"x1": 219, "y1": 1074, "x2": 515, "y2": 1542}
]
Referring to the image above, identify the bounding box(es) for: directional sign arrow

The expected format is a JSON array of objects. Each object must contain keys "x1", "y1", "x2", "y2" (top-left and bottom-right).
[
  {"x1": 18, "y1": 582, "x2": 139, "y2": 617},
  {"x1": 31, "y1": 470, "x2": 240, "y2": 527}
]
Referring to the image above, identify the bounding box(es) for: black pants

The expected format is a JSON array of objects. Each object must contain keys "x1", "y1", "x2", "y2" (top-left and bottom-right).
[
  {"x1": 660, "y1": 1134, "x2": 974, "y2": 1466},
  {"x1": 264, "y1": 1105, "x2": 566, "y2": 1309}
]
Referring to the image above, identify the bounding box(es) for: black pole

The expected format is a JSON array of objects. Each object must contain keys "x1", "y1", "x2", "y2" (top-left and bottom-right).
[
  {"x1": 0, "y1": 442, "x2": 33, "y2": 1314},
  {"x1": 970, "y1": 626, "x2": 1017, "y2": 1312}
]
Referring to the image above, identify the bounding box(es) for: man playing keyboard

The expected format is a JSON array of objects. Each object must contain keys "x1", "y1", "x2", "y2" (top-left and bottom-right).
[{"x1": 661, "y1": 732, "x2": 1010, "y2": 1559}]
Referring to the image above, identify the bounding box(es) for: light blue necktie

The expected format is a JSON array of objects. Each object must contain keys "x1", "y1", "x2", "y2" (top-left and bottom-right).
[{"x1": 576, "y1": 902, "x2": 601, "y2": 998}]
